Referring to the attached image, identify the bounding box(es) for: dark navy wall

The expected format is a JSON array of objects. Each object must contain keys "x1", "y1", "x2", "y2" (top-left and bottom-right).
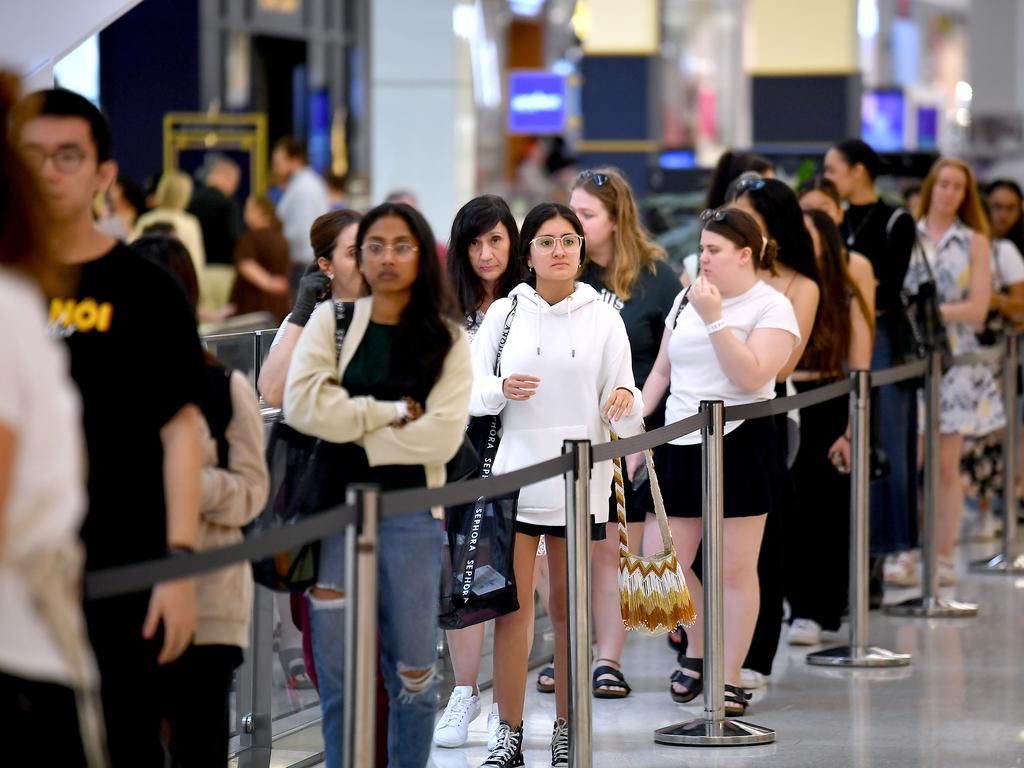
[{"x1": 99, "y1": 0, "x2": 201, "y2": 186}]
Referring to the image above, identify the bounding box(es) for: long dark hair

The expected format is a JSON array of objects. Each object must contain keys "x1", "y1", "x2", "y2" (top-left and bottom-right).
[
  {"x1": 705, "y1": 150, "x2": 774, "y2": 209},
  {"x1": 987, "y1": 179, "x2": 1024, "y2": 253},
  {"x1": 800, "y1": 209, "x2": 872, "y2": 376},
  {"x1": 735, "y1": 178, "x2": 819, "y2": 283},
  {"x1": 519, "y1": 202, "x2": 586, "y2": 288},
  {"x1": 356, "y1": 202, "x2": 458, "y2": 400},
  {"x1": 1, "y1": 74, "x2": 57, "y2": 294},
  {"x1": 447, "y1": 195, "x2": 523, "y2": 317}
]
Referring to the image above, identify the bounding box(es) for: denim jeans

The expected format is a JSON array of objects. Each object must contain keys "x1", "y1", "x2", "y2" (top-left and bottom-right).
[{"x1": 309, "y1": 511, "x2": 443, "y2": 768}]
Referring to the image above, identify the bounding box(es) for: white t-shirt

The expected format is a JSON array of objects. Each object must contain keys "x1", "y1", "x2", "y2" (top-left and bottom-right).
[
  {"x1": 0, "y1": 269, "x2": 86, "y2": 684},
  {"x1": 991, "y1": 239, "x2": 1024, "y2": 292},
  {"x1": 664, "y1": 280, "x2": 801, "y2": 445}
]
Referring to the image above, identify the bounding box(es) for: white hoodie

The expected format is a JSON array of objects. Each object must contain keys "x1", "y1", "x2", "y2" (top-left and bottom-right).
[{"x1": 470, "y1": 282, "x2": 643, "y2": 527}]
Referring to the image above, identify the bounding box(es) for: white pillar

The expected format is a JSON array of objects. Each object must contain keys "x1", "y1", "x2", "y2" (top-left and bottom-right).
[
  {"x1": 369, "y1": 0, "x2": 474, "y2": 241},
  {"x1": 968, "y1": 0, "x2": 1024, "y2": 116}
]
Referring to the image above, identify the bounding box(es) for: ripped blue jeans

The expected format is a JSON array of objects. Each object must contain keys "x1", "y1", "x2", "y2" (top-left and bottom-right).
[{"x1": 309, "y1": 511, "x2": 443, "y2": 768}]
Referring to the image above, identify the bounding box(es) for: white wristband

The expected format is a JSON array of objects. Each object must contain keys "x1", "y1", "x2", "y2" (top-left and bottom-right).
[
  {"x1": 394, "y1": 400, "x2": 410, "y2": 422},
  {"x1": 705, "y1": 318, "x2": 727, "y2": 335}
]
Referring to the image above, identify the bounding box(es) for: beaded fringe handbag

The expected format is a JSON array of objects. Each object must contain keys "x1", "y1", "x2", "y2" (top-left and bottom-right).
[{"x1": 612, "y1": 430, "x2": 696, "y2": 634}]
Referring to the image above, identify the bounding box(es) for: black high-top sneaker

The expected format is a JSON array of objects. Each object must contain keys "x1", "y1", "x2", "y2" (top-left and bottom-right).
[
  {"x1": 551, "y1": 717, "x2": 569, "y2": 766},
  {"x1": 480, "y1": 719, "x2": 524, "y2": 767}
]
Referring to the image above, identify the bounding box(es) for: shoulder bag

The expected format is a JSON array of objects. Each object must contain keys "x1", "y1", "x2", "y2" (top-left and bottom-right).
[{"x1": 439, "y1": 298, "x2": 521, "y2": 629}]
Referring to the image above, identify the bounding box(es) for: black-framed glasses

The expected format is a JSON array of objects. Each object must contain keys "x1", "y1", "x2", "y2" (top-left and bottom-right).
[
  {"x1": 699, "y1": 207, "x2": 729, "y2": 224},
  {"x1": 577, "y1": 169, "x2": 609, "y2": 187},
  {"x1": 529, "y1": 234, "x2": 584, "y2": 255},
  {"x1": 734, "y1": 176, "x2": 767, "y2": 194},
  {"x1": 21, "y1": 145, "x2": 88, "y2": 174}
]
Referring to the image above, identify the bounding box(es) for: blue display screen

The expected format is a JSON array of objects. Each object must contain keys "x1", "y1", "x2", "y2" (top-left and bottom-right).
[
  {"x1": 508, "y1": 72, "x2": 568, "y2": 135},
  {"x1": 861, "y1": 89, "x2": 906, "y2": 152},
  {"x1": 917, "y1": 107, "x2": 938, "y2": 150}
]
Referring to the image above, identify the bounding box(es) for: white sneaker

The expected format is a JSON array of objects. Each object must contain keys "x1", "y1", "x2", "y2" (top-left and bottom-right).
[
  {"x1": 740, "y1": 668, "x2": 768, "y2": 689},
  {"x1": 433, "y1": 685, "x2": 481, "y2": 748},
  {"x1": 884, "y1": 552, "x2": 920, "y2": 587},
  {"x1": 787, "y1": 618, "x2": 823, "y2": 646},
  {"x1": 486, "y1": 703, "x2": 500, "y2": 751}
]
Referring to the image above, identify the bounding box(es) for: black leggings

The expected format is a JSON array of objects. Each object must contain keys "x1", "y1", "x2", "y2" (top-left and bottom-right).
[
  {"x1": 161, "y1": 644, "x2": 243, "y2": 768},
  {"x1": 0, "y1": 670, "x2": 88, "y2": 766}
]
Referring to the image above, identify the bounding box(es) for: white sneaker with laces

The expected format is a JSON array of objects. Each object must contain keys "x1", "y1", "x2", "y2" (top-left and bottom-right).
[
  {"x1": 740, "y1": 668, "x2": 768, "y2": 689},
  {"x1": 433, "y1": 685, "x2": 481, "y2": 748},
  {"x1": 787, "y1": 618, "x2": 823, "y2": 646},
  {"x1": 486, "y1": 703, "x2": 500, "y2": 751}
]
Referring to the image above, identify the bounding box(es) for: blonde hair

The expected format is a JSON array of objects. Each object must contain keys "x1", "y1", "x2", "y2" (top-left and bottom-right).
[
  {"x1": 572, "y1": 166, "x2": 665, "y2": 301},
  {"x1": 918, "y1": 157, "x2": 990, "y2": 237},
  {"x1": 153, "y1": 170, "x2": 194, "y2": 211}
]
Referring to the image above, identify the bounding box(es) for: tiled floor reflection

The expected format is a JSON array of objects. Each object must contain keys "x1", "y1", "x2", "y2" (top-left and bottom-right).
[{"x1": 429, "y1": 539, "x2": 1024, "y2": 768}]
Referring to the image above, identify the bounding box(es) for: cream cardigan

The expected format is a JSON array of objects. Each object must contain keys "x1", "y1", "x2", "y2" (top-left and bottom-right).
[{"x1": 283, "y1": 297, "x2": 472, "y2": 515}]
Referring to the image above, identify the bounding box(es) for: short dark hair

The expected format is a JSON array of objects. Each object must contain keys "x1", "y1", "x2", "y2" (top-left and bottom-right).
[
  {"x1": 274, "y1": 136, "x2": 307, "y2": 163},
  {"x1": 115, "y1": 176, "x2": 148, "y2": 217},
  {"x1": 832, "y1": 138, "x2": 885, "y2": 181},
  {"x1": 447, "y1": 195, "x2": 524, "y2": 317},
  {"x1": 12, "y1": 88, "x2": 113, "y2": 163}
]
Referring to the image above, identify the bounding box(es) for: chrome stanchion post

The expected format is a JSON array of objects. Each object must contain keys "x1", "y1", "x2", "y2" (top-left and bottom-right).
[
  {"x1": 972, "y1": 333, "x2": 1024, "y2": 572},
  {"x1": 340, "y1": 514, "x2": 358, "y2": 768},
  {"x1": 887, "y1": 351, "x2": 978, "y2": 617},
  {"x1": 238, "y1": 586, "x2": 274, "y2": 768},
  {"x1": 655, "y1": 401, "x2": 775, "y2": 746},
  {"x1": 343, "y1": 485, "x2": 379, "y2": 768},
  {"x1": 808, "y1": 370, "x2": 910, "y2": 666},
  {"x1": 563, "y1": 439, "x2": 593, "y2": 767}
]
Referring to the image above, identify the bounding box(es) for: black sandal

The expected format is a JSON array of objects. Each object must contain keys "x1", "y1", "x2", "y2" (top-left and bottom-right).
[
  {"x1": 669, "y1": 655, "x2": 703, "y2": 703},
  {"x1": 592, "y1": 658, "x2": 631, "y2": 699},
  {"x1": 667, "y1": 626, "x2": 684, "y2": 654},
  {"x1": 724, "y1": 684, "x2": 752, "y2": 717},
  {"x1": 536, "y1": 661, "x2": 555, "y2": 694}
]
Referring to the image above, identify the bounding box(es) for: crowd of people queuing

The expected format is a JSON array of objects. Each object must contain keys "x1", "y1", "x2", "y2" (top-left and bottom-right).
[{"x1": 2, "y1": 79, "x2": 1023, "y2": 768}]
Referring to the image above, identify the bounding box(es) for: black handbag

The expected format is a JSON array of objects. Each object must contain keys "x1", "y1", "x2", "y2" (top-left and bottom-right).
[
  {"x1": 439, "y1": 298, "x2": 521, "y2": 629},
  {"x1": 893, "y1": 230, "x2": 951, "y2": 365},
  {"x1": 250, "y1": 300, "x2": 354, "y2": 592}
]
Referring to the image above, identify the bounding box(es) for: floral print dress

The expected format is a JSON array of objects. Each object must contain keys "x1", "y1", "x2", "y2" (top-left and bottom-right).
[{"x1": 905, "y1": 220, "x2": 1005, "y2": 436}]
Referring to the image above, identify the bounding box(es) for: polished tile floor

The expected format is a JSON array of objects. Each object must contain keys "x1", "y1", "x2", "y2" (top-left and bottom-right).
[{"x1": 430, "y1": 541, "x2": 1024, "y2": 768}]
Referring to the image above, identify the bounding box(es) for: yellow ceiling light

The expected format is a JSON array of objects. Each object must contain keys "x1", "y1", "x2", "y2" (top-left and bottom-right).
[{"x1": 572, "y1": 0, "x2": 592, "y2": 42}]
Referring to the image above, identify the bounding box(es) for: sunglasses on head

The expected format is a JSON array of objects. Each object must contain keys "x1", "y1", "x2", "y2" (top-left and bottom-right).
[
  {"x1": 699, "y1": 207, "x2": 729, "y2": 223},
  {"x1": 578, "y1": 169, "x2": 609, "y2": 188},
  {"x1": 734, "y1": 176, "x2": 767, "y2": 194}
]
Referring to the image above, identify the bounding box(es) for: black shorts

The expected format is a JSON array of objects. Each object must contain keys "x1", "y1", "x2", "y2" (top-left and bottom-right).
[
  {"x1": 606, "y1": 396, "x2": 666, "y2": 524},
  {"x1": 653, "y1": 416, "x2": 781, "y2": 519},
  {"x1": 515, "y1": 519, "x2": 607, "y2": 541}
]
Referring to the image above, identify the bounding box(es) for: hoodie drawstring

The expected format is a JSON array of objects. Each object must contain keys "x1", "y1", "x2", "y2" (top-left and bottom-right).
[
  {"x1": 567, "y1": 295, "x2": 575, "y2": 358},
  {"x1": 531, "y1": 289, "x2": 576, "y2": 358}
]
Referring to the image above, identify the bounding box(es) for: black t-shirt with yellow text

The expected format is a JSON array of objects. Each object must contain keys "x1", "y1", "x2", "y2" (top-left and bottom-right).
[{"x1": 50, "y1": 243, "x2": 206, "y2": 572}]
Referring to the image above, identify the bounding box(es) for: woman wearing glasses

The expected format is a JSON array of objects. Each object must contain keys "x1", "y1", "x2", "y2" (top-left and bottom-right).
[
  {"x1": 470, "y1": 203, "x2": 642, "y2": 767},
  {"x1": 642, "y1": 207, "x2": 800, "y2": 716},
  {"x1": 433, "y1": 195, "x2": 524, "y2": 751},
  {"x1": 284, "y1": 202, "x2": 472, "y2": 768},
  {"x1": 568, "y1": 167, "x2": 682, "y2": 699}
]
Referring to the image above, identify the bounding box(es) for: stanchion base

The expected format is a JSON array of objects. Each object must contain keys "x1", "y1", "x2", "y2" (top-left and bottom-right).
[
  {"x1": 884, "y1": 596, "x2": 978, "y2": 618},
  {"x1": 969, "y1": 553, "x2": 1024, "y2": 574},
  {"x1": 654, "y1": 718, "x2": 775, "y2": 746},
  {"x1": 806, "y1": 645, "x2": 911, "y2": 667}
]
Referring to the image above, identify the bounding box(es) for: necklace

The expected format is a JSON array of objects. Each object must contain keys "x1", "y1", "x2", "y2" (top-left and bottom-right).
[{"x1": 843, "y1": 201, "x2": 879, "y2": 247}]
